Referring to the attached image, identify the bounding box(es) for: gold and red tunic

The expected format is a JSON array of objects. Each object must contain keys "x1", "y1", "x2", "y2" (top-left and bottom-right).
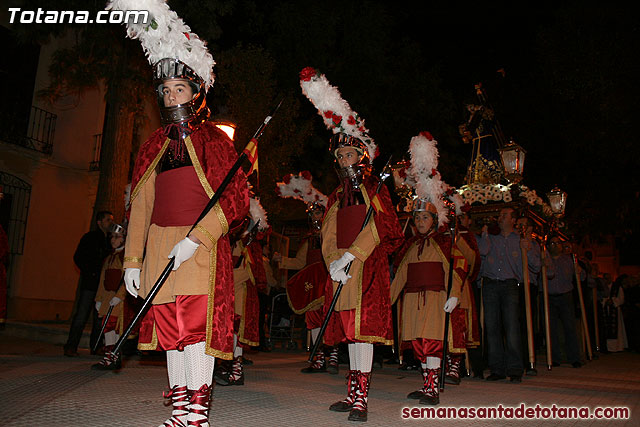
[
  {"x1": 124, "y1": 122, "x2": 249, "y2": 360},
  {"x1": 321, "y1": 176, "x2": 403, "y2": 345},
  {"x1": 233, "y1": 239, "x2": 267, "y2": 347},
  {"x1": 95, "y1": 250, "x2": 127, "y2": 334},
  {"x1": 390, "y1": 232, "x2": 467, "y2": 353}
]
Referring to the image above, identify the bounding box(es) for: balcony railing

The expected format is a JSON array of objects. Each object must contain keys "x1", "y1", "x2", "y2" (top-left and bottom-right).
[
  {"x1": 0, "y1": 106, "x2": 57, "y2": 155},
  {"x1": 27, "y1": 106, "x2": 56, "y2": 154}
]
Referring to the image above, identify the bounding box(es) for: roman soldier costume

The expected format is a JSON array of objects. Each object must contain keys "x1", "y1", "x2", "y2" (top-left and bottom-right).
[
  {"x1": 111, "y1": 1, "x2": 249, "y2": 425},
  {"x1": 92, "y1": 224, "x2": 127, "y2": 370},
  {"x1": 444, "y1": 210, "x2": 481, "y2": 385},
  {"x1": 275, "y1": 172, "x2": 337, "y2": 374},
  {"x1": 300, "y1": 67, "x2": 403, "y2": 422},
  {"x1": 217, "y1": 197, "x2": 268, "y2": 386},
  {"x1": 389, "y1": 132, "x2": 466, "y2": 405}
]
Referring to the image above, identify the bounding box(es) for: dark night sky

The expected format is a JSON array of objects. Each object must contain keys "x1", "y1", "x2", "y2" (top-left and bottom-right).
[
  {"x1": 206, "y1": 1, "x2": 639, "y2": 258},
  {"x1": 4, "y1": 0, "x2": 638, "y2": 260}
]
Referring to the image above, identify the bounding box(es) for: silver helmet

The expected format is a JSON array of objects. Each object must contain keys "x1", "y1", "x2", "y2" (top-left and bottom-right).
[
  {"x1": 330, "y1": 133, "x2": 372, "y2": 187},
  {"x1": 153, "y1": 58, "x2": 210, "y2": 133},
  {"x1": 306, "y1": 201, "x2": 326, "y2": 231}
]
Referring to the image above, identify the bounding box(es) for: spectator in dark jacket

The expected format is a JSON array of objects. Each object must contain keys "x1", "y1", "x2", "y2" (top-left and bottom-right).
[{"x1": 63, "y1": 211, "x2": 113, "y2": 356}]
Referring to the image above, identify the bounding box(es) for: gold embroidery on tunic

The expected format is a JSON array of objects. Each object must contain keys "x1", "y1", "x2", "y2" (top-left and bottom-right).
[{"x1": 131, "y1": 138, "x2": 171, "y2": 203}]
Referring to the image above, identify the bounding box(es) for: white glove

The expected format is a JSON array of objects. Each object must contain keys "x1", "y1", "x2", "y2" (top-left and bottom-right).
[
  {"x1": 169, "y1": 237, "x2": 200, "y2": 270},
  {"x1": 124, "y1": 268, "x2": 141, "y2": 298},
  {"x1": 443, "y1": 296, "x2": 459, "y2": 313},
  {"x1": 329, "y1": 252, "x2": 355, "y2": 277},
  {"x1": 330, "y1": 268, "x2": 352, "y2": 284},
  {"x1": 95, "y1": 301, "x2": 102, "y2": 311},
  {"x1": 109, "y1": 296, "x2": 122, "y2": 307}
]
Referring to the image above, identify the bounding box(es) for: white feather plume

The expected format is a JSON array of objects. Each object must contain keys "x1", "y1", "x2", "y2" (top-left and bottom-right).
[
  {"x1": 276, "y1": 172, "x2": 328, "y2": 207},
  {"x1": 106, "y1": 0, "x2": 215, "y2": 90},
  {"x1": 299, "y1": 67, "x2": 377, "y2": 160},
  {"x1": 407, "y1": 132, "x2": 461, "y2": 227},
  {"x1": 249, "y1": 197, "x2": 269, "y2": 231}
]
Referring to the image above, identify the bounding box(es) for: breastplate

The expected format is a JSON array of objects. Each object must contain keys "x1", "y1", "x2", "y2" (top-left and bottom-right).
[{"x1": 160, "y1": 139, "x2": 193, "y2": 172}]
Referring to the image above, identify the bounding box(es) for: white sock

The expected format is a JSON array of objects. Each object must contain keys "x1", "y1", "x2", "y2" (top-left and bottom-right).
[
  {"x1": 234, "y1": 346, "x2": 243, "y2": 358},
  {"x1": 232, "y1": 334, "x2": 244, "y2": 358},
  {"x1": 348, "y1": 343, "x2": 357, "y2": 371},
  {"x1": 234, "y1": 343, "x2": 243, "y2": 358},
  {"x1": 355, "y1": 342, "x2": 373, "y2": 373},
  {"x1": 167, "y1": 350, "x2": 187, "y2": 388},
  {"x1": 421, "y1": 362, "x2": 427, "y2": 371},
  {"x1": 426, "y1": 357, "x2": 440, "y2": 370},
  {"x1": 104, "y1": 330, "x2": 118, "y2": 347},
  {"x1": 184, "y1": 342, "x2": 215, "y2": 427},
  {"x1": 165, "y1": 350, "x2": 189, "y2": 424},
  {"x1": 184, "y1": 342, "x2": 215, "y2": 388},
  {"x1": 310, "y1": 328, "x2": 320, "y2": 345}
]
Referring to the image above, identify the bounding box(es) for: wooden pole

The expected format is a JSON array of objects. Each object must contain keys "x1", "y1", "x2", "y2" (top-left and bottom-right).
[
  {"x1": 397, "y1": 298, "x2": 403, "y2": 365},
  {"x1": 572, "y1": 254, "x2": 592, "y2": 360},
  {"x1": 480, "y1": 277, "x2": 485, "y2": 354},
  {"x1": 593, "y1": 287, "x2": 600, "y2": 351},
  {"x1": 540, "y1": 244, "x2": 553, "y2": 370},
  {"x1": 439, "y1": 218, "x2": 457, "y2": 391},
  {"x1": 521, "y1": 246, "x2": 535, "y2": 370},
  {"x1": 464, "y1": 348, "x2": 471, "y2": 377}
]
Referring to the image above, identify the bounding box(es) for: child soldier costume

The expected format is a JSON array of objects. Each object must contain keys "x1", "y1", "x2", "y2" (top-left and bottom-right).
[
  {"x1": 110, "y1": 1, "x2": 249, "y2": 425},
  {"x1": 444, "y1": 208, "x2": 481, "y2": 385},
  {"x1": 217, "y1": 197, "x2": 269, "y2": 386},
  {"x1": 275, "y1": 172, "x2": 338, "y2": 374},
  {"x1": 390, "y1": 132, "x2": 466, "y2": 405},
  {"x1": 300, "y1": 67, "x2": 402, "y2": 422},
  {"x1": 92, "y1": 223, "x2": 127, "y2": 370}
]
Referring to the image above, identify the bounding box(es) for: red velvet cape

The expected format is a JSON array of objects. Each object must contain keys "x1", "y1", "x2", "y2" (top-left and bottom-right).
[
  {"x1": 131, "y1": 122, "x2": 249, "y2": 359},
  {"x1": 323, "y1": 176, "x2": 403, "y2": 345},
  {"x1": 238, "y1": 240, "x2": 267, "y2": 346}
]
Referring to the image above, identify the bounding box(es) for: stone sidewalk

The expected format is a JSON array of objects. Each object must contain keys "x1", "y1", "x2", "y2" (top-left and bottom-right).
[{"x1": 0, "y1": 335, "x2": 637, "y2": 426}]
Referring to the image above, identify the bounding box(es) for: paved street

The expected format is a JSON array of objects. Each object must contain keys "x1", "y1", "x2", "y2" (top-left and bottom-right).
[{"x1": 0, "y1": 331, "x2": 637, "y2": 426}]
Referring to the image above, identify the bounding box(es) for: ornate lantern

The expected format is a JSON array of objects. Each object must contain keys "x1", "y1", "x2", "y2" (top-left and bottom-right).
[
  {"x1": 547, "y1": 186, "x2": 567, "y2": 217},
  {"x1": 498, "y1": 140, "x2": 526, "y2": 183}
]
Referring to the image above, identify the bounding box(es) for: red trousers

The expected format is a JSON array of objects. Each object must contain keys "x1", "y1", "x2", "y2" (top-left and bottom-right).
[
  {"x1": 411, "y1": 338, "x2": 443, "y2": 362},
  {"x1": 102, "y1": 314, "x2": 118, "y2": 334},
  {"x1": 151, "y1": 295, "x2": 208, "y2": 351},
  {"x1": 305, "y1": 308, "x2": 323, "y2": 330}
]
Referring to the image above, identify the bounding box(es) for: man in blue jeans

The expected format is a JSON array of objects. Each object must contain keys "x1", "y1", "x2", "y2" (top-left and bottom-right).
[
  {"x1": 478, "y1": 207, "x2": 540, "y2": 382},
  {"x1": 546, "y1": 235, "x2": 585, "y2": 367}
]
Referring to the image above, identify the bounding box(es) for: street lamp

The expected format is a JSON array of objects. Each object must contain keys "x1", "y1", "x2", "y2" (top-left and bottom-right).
[
  {"x1": 213, "y1": 120, "x2": 237, "y2": 141},
  {"x1": 498, "y1": 140, "x2": 526, "y2": 183},
  {"x1": 547, "y1": 186, "x2": 567, "y2": 217}
]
